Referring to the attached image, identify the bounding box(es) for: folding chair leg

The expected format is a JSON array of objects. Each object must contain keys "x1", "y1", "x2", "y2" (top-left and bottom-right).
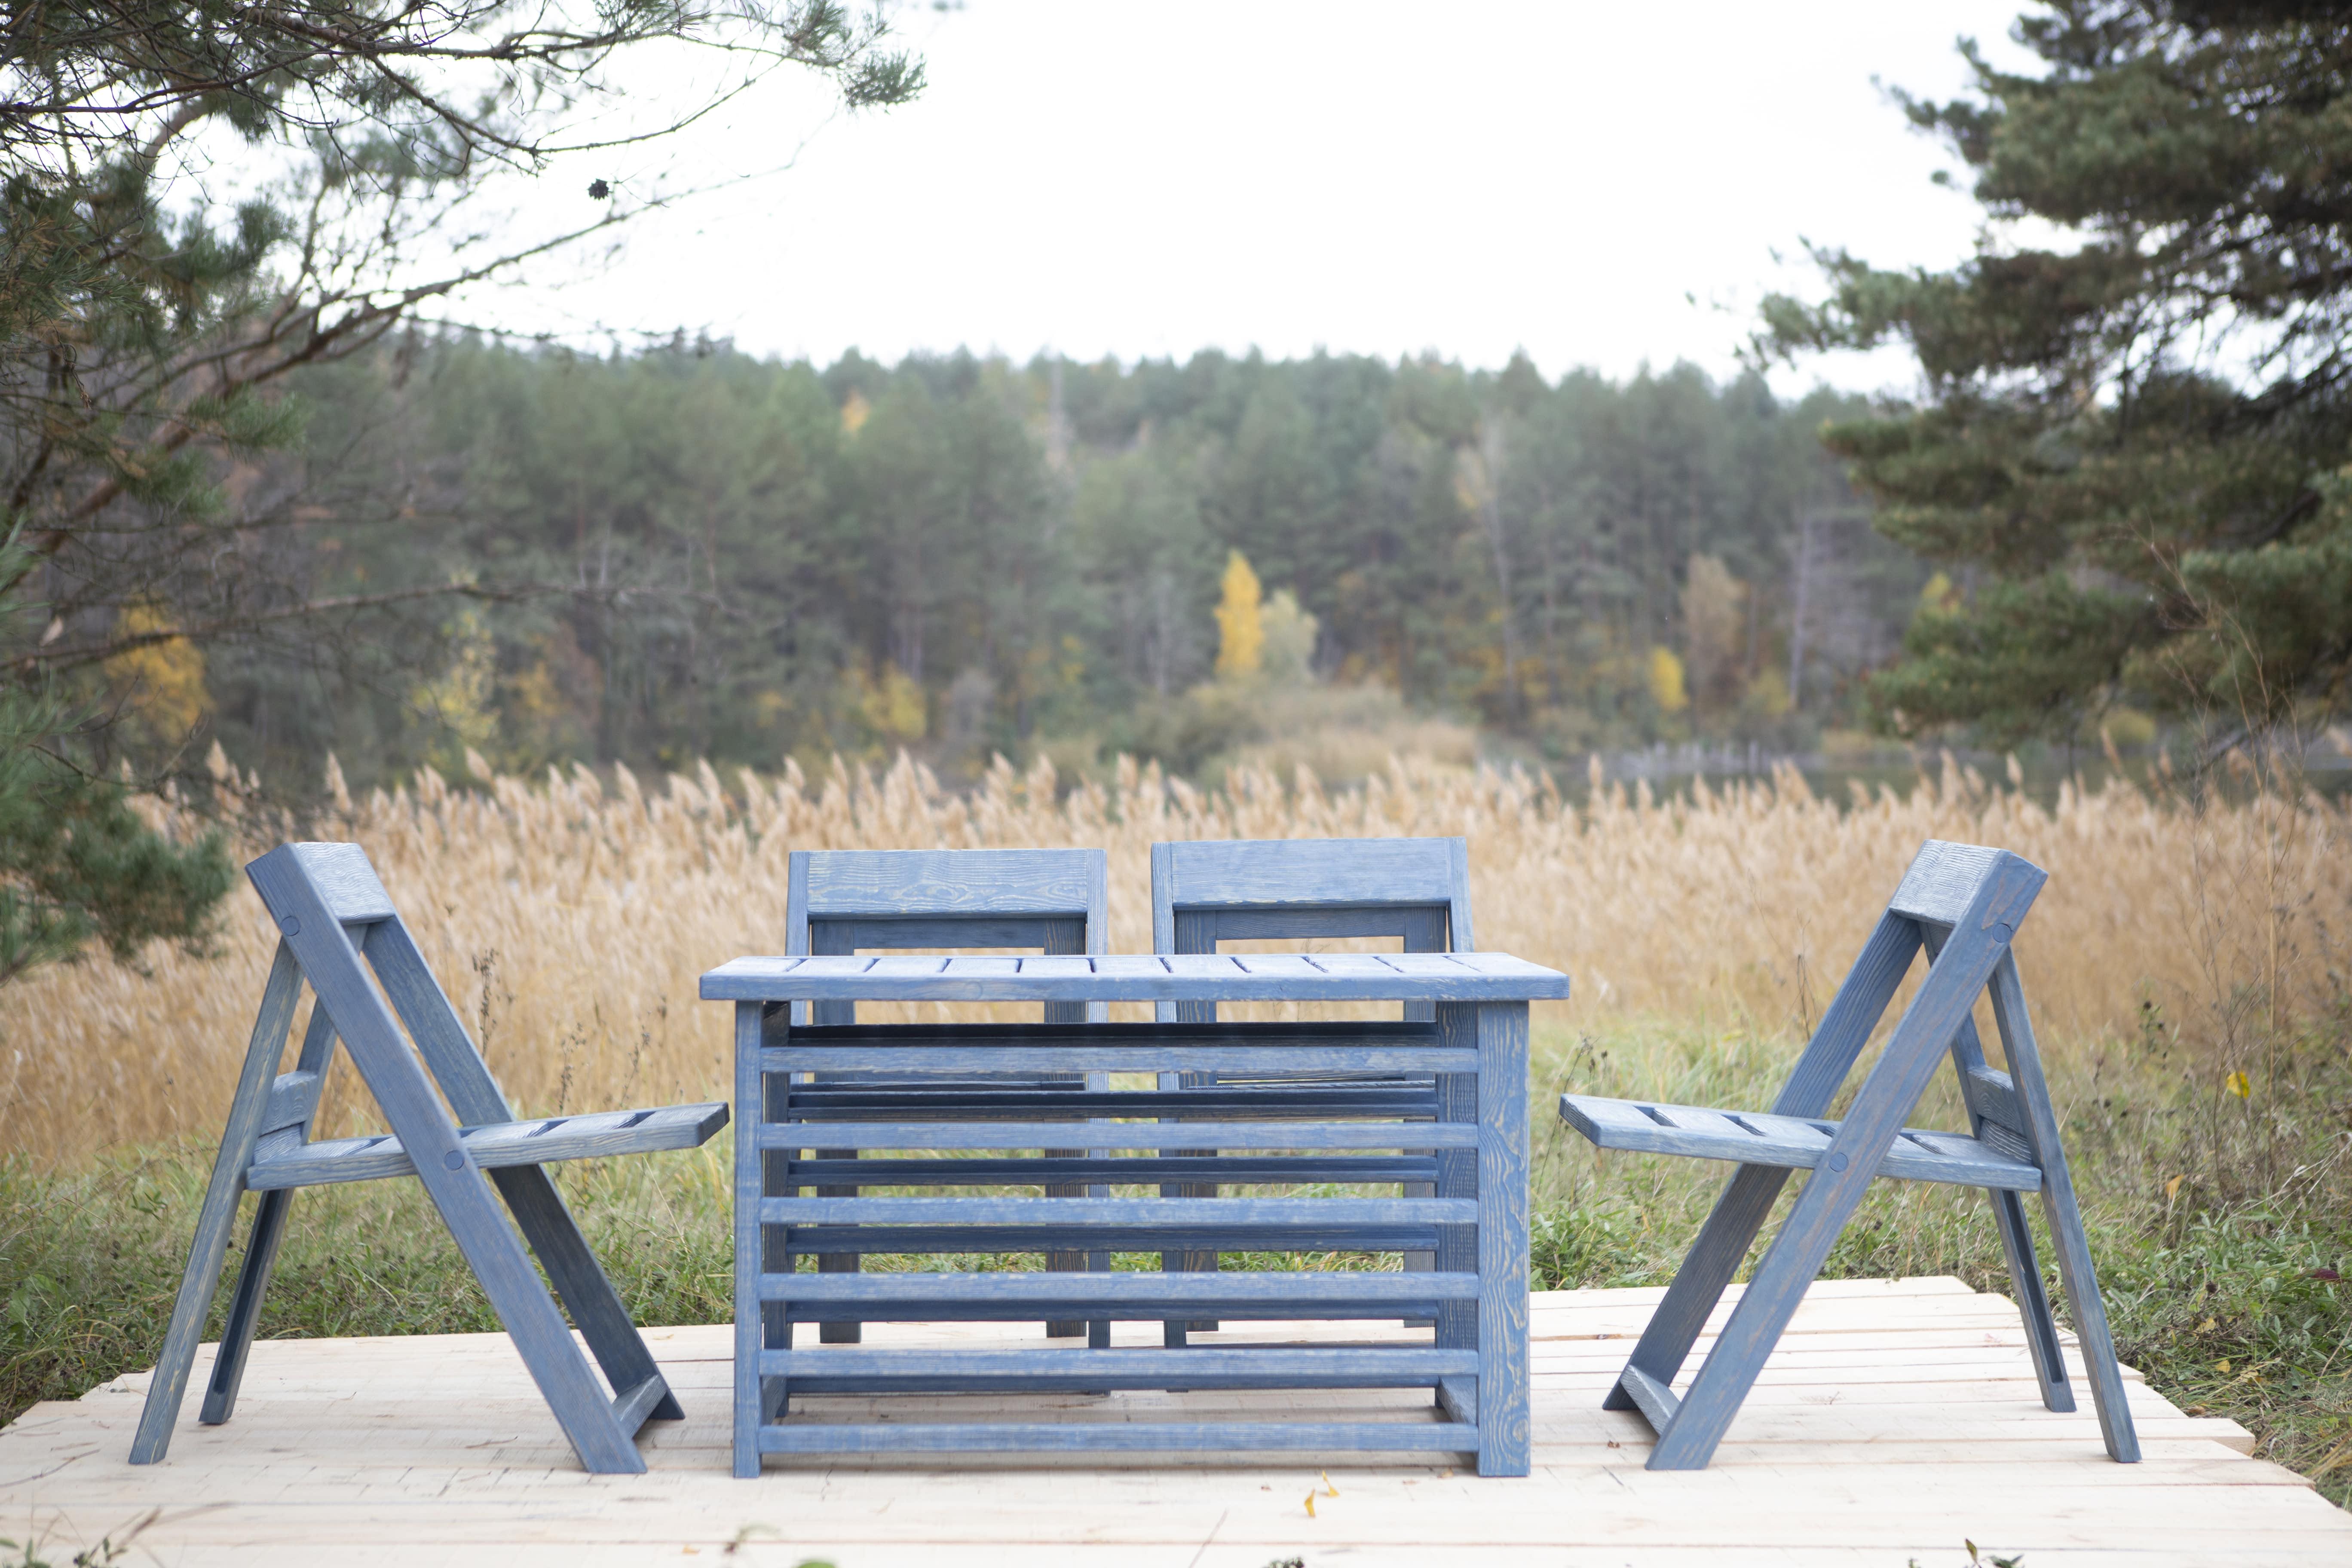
[
  {"x1": 132, "y1": 942, "x2": 306, "y2": 1465},
  {"x1": 1605, "y1": 1164, "x2": 1792, "y2": 1411},
  {"x1": 1988, "y1": 1185, "x2": 2074, "y2": 1413},
  {"x1": 199, "y1": 1187, "x2": 295, "y2": 1426},
  {"x1": 492, "y1": 1166, "x2": 685, "y2": 1422},
  {"x1": 1989, "y1": 955, "x2": 2139, "y2": 1462}
]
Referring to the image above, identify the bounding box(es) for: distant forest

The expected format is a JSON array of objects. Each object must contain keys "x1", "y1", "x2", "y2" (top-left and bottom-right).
[{"x1": 97, "y1": 343, "x2": 1928, "y2": 789}]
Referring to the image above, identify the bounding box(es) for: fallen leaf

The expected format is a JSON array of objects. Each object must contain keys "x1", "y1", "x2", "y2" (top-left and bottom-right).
[
  {"x1": 2199, "y1": 1317, "x2": 2218, "y2": 1332},
  {"x1": 2214, "y1": 1357, "x2": 2232, "y2": 1373},
  {"x1": 1319, "y1": 1470, "x2": 1340, "y2": 1497},
  {"x1": 2224, "y1": 1070, "x2": 2251, "y2": 1099},
  {"x1": 2165, "y1": 1174, "x2": 2187, "y2": 1201},
  {"x1": 2309, "y1": 1267, "x2": 2341, "y2": 1282},
  {"x1": 1304, "y1": 1491, "x2": 1316, "y2": 1518}
]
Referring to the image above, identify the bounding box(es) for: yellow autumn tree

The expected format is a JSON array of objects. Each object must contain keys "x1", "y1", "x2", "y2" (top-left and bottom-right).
[
  {"x1": 103, "y1": 601, "x2": 209, "y2": 738},
  {"x1": 1214, "y1": 550, "x2": 1263, "y2": 679},
  {"x1": 1648, "y1": 645, "x2": 1689, "y2": 714}
]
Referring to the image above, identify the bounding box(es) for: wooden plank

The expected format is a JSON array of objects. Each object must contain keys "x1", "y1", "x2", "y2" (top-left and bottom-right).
[
  {"x1": 732, "y1": 1001, "x2": 763, "y2": 1478},
  {"x1": 248, "y1": 1103, "x2": 728, "y2": 1189},
  {"x1": 771, "y1": 1224, "x2": 1443, "y2": 1253},
  {"x1": 799, "y1": 848, "x2": 1106, "y2": 919},
  {"x1": 282, "y1": 841, "x2": 399, "y2": 923},
  {"x1": 780, "y1": 1155, "x2": 1433, "y2": 1185},
  {"x1": 1154, "y1": 837, "x2": 1465, "y2": 914},
  {"x1": 1886, "y1": 839, "x2": 2011, "y2": 927},
  {"x1": 1559, "y1": 1094, "x2": 2042, "y2": 1190},
  {"x1": 758, "y1": 1348, "x2": 1476, "y2": 1382},
  {"x1": 1473, "y1": 1000, "x2": 1530, "y2": 1476},
  {"x1": 756, "y1": 1121, "x2": 1473, "y2": 1149},
  {"x1": 702, "y1": 950, "x2": 1570, "y2": 1003},
  {"x1": 758, "y1": 1197, "x2": 1473, "y2": 1224},
  {"x1": 764, "y1": 1043, "x2": 1478, "y2": 1073},
  {"x1": 756, "y1": 1273, "x2": 1479, "y2": 1304},
  {"x1": 755, "y1": 1421, "x2": 1479, "y2": 1454}
]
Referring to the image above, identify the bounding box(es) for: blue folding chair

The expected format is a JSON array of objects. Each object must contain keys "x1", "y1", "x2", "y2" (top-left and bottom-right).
[
  {"x1": 132, "y1": 842, "x2": 726, "y2": 1473},
  {"x1": 1559, "y1": 840, "x2": 2139, "y2": 1469}
]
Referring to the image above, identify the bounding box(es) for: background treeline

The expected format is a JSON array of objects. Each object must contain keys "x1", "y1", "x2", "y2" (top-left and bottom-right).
[{"x1": 153, "y1": 342, "x2": 1921, "y2": 790}]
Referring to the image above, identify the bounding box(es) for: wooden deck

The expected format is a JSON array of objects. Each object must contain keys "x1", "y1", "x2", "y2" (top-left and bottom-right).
[{"x1": 4, "y1": 1277, "x2": 2345, "y2": 1566}]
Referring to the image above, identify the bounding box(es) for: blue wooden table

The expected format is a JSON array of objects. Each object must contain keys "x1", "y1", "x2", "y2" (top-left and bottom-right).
[{"x1": 701, "y1": 951, "x2": 1568, "y2": 1477}]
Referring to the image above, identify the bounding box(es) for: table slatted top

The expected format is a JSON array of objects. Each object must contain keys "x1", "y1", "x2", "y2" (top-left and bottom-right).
[{"x1": 700, "y1": 951, "x2": 1569, "y2": 1003}]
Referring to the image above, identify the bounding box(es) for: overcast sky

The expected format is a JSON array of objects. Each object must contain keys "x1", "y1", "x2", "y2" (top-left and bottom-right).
[{"x1": 478, "y1": 1, "x2": 2041, "y2": 393}]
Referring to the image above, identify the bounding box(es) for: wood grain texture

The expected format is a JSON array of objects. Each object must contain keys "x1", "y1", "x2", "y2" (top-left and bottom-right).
[
  {"x1": 755, "y1": 1273, "x2": 1479, "y2": 1305},
  {"x1": 1470, "y1": 1001, "x2": 1531, "y2": 1475},
  {"x1": 794, "y1": 848, "x2": 1108, "y2": 920},
  {"x1": 248, "y1": 1103, "x2": 726, "y2": 1188},
  {"x1": 281, "y1": 842, "x2": 398, "y2": 923},
  {"x1": 703, "y1": 950, "x2": 1570, "y2": 1003},
  {"x1": 1558, "y1": 1095, "x2": 2042, "y2": 1191},
  {"x1": 758, "y1": 1197, "x2": 1476, "y2": 1225},
  {"x1": 753, "y1": 1120, "x2": 1474, "y2": 1149}
]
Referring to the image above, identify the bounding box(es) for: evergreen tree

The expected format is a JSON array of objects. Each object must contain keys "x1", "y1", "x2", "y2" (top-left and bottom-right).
[{"x1": 1759, "y1": 1, "x2": 2352, "y2": 746}]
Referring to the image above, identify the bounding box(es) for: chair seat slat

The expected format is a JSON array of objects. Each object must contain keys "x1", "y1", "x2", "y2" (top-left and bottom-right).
[
  {"x1": 1559, "y1": 1093, "x2": 2042, "y2": 1191},
  {"x1": 247, "y1": 1101, "x2": 727, "y2": 1190}
]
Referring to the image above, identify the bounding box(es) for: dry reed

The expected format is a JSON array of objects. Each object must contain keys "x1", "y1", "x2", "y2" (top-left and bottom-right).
[{"x1": 3, "y1": 746, "x2": 2344, "y2": 1162}]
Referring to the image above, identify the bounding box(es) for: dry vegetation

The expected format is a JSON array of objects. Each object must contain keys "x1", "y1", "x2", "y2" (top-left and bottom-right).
[{"x1": 3, "y1": 744, "x2": 2344, "y2": 1159}]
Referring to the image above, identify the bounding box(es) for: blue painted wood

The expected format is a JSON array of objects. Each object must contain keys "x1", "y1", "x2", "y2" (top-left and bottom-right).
[
  {"x1": 784, "y1": 1155, "x2": 1434, "y2": 1184},
  {"x1": 361, "y1": 915, "x2": 693, "y2": 1425},
  {"x1": 248, "y1": 1103, "x2": 728, "y2": 1188},
  {"x1": 703, "y1": 951, "x2": 1571, "y2": 1002},
  {"x1": 760, "y1": 1197, "x2": 1474, "y2": 1224},
  {"x1": 1148, "y1": 837, "x2": 1474, "y2": 1338},
  {"x1": 733, "y1": 1001, "x2": 765, "y2": 1478},
  {"x1": 1594, "y1": 909, "x2": 1923, "y2": 1418},
  {"x1": 1471, "y1": 1000, "x2": 1531, "y2": 1476},
  {"x1": 757, "y1": 1272, "x2": 1479, "y2": 1304},
  {"x1": 759, "y1": 1347, "x2": 1473, "y2": 1381},
  {"x1": 783, "y1": 846, "x2": 1113, "y2": 1344},
  {"x1": 1565, "y1": 838, "x2": 2136, "y2": 1471},
  {"x1": 245, "y1": 846, "x2": 647, "y2": 1475},
  {"x1": 755, "y1": 1422, "x2": 1479, "y2": 1455},
  {"x1": 761, "y1": 1043, "x2": 1476, "y2": 1074},
  {"x1": 775, "y1": 1225, "x2": 1442, "y2": 1253},
  {"x1": 1648, "y1": 850, "x2": 2044, "y2": 1469},
  {"x1": 754, "y1": 1121, "x2": 1475, "y2": 1149},
  {"x1": 130, "y1": 938, "x2": 305, "y2": 1464},
  {"x1": 1930, "y1": 934, "x2": 2074, "y2": 1416},
  {"x1": 141, "y1": 842, "x2": 719, "y2": 1476},
  {"x1": 724, "y1": 922, "x2": 1552, "y2": 1475},
  {"x1": 1987, "y1": 949, "x2": 2140, "y2": 1462},
  {"x1": 1557, "y1": 1094, "x2": 2043, "y2": 1190},
  {"x1": 200, "y1": 999, "x2": 341, "y2": 1425}
]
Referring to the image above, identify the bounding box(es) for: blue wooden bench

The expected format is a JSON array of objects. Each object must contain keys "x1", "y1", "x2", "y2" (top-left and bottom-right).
[
  {"x1": 708, "y1": 950, "x2": 1564, "y2": 1475},
  {"x1": 1152, "y1": 836, "x2": 1471, "y2": 1341},
  {"x1": 781, "y1": 847, "x2": 1111, "y2": 1345},
  {"x1": 1558, "y1": 840, "x2": 2140, "y2": 1469},
  {"x1": 131, "y1": 842, "x2": 726, "y2": 1474}
]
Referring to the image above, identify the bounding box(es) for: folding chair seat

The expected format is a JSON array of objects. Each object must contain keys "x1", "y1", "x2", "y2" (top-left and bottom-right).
[
  {"x1": 1151, "y1": 836, "x2": 1471, "y2": 1344},
  {"x1": 1559, "y1": 839, "x2": 2139, "y2": 1470},
  {"x1": 779, "y1": 847, "x2": 1111, "y2": 1346},
  {"x1": 132, "y1": 842, "x2": 727, "y2": 1474}
]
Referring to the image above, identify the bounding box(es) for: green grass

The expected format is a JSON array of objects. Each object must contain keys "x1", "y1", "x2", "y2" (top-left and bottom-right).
[{"x1": 2, "y1": 1020, "x2": 2344, "y2": 1507}]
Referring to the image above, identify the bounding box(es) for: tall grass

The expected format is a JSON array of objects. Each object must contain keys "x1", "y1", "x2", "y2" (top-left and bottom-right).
[{"x1": 2, "y1": 746, "x2": 2346, "y2": 1159}]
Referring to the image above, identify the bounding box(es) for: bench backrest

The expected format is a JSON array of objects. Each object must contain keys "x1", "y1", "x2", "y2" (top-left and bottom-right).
[
  {"x1": 786, "y1": 848, "x2": 1109, "y2": 1024},
  {"x1": 1149, "y1": 836, "x2": 1472, "y2": 1023}
]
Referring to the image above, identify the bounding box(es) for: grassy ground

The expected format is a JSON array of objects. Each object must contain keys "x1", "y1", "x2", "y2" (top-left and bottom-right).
[{"x1": 3, "y1": 1021, "x2": 2344, "y2": 1507}]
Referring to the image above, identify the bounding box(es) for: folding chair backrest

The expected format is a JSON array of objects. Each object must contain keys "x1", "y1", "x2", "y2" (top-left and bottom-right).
[
  {"x1": 1150, "y1": 836, "x2": 1472, "y2": 1022},
  {"x1": 786, "y1": 848, "x2": 1109, "y2": 1024}
]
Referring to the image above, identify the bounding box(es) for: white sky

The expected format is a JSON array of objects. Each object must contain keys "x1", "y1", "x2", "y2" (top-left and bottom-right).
[{"x1": 464, "y1": 0, "x2": 2042, "y2": 394}]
